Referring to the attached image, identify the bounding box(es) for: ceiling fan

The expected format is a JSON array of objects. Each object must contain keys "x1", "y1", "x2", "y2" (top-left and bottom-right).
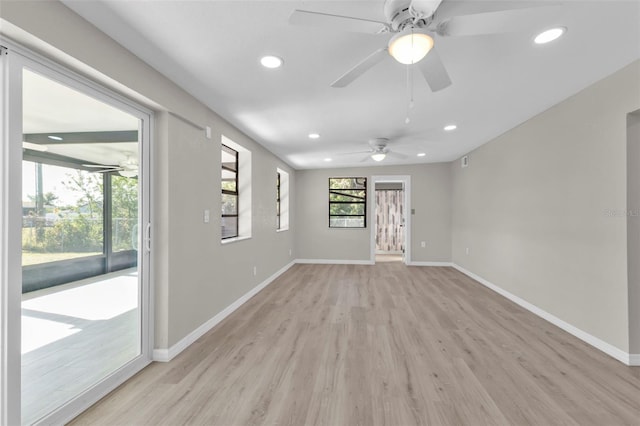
[
  {"x1": 84, "y1": 156, "x2": 138, "y2": 178},
  {"x1": 290, "y1": 0, "x2": 555, "y2": 91},
  {"x1": 348, "y1": 138, "x2": 407, "y2": 162}
]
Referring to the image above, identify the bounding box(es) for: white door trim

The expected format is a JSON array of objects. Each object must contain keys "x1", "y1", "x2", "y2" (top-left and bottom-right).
[
  {"x1": 0, "y1": 41, "x2": 23, "y2": 426},
  {"x1": 370, "y1": 175, "x2": 411, "y2": 265}
]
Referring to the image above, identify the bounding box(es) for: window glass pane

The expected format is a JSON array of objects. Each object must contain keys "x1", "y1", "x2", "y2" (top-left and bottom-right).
[
  {"x1": 22, "y1": 161, "x2": 103, "y2": 265},
  {"x1": 221, "y1": 168, "x2": 236, "y2": 181},
  {"x1": 330, "y1": 216, "x2": 365, "y2": 228},
  {"x1": 221, "y1": 193, "x2": 237, "y2": 215},
  {"x1": 330, "y1": 203, "x2": 365, "y2": 216},
  {"x1": 329, "y1": 190, "x2": 365, "y2": 202},
  {"x1": 222, "y1": 178, "x2": 236, "y2": 193},
  {"x1": 111, "y1": 175, "x2": 138, "y2": 252},
  {"x1": 329, "y1": 178, "x2": 365, "y2": 190},
  {"x1": 221, "y1": 146, "x2": 237, "y2": 171},
  {"x1": 221, "y1": 216, "x2": 238, "y2": 239}
]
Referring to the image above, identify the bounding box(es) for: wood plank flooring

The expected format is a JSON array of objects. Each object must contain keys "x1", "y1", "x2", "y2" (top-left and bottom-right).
[{"x1": 70, "y1": 264, "x2": 640, "y2": 425}]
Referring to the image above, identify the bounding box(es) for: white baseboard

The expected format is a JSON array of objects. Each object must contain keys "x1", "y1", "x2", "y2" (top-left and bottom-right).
[
  {"x1": 452, "y1": 264, "x2": 635, "y2": 366},
  {"x1": 153, "y1": 260, "x2": 296, "y2": 362},
  {"x1": 295, "y1": 258, "x2": 375, "y2": 265},
  {"x1": 407, "y1": 261, "x2": 453, "y2": 267},
  {"x1": 630, "y1": 354, "x2": 640, "y2": 366}
]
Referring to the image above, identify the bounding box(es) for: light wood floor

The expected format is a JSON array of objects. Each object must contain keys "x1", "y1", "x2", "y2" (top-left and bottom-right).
[{"x1": 71, "y1": 264, "x2": 640, "y2": 425}]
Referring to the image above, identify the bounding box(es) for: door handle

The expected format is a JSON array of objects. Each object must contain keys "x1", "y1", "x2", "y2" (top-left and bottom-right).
[{"x1": 145, "y1": 222, "x2": 151, "y2": 252}]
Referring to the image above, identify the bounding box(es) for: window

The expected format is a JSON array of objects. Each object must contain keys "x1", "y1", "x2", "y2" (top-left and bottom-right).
[
  {"x1": 221, "y1": 144, "x2": 238, "y2": 239},
  {"x1": 276, "y1": 168, "x2": 289, "y2": 231},
  {"x1": 329, "y1": 177, "x2": 367, "y2": 228},
  {"x1": 276, "y1": 172, "x2": 281, "y2": 229},
  {"x1": 220, "y1": 135, "x2": 252, "y2": 241},
  {"x1": 21, "y1": 154, "x2": 140, "y2": 292}
]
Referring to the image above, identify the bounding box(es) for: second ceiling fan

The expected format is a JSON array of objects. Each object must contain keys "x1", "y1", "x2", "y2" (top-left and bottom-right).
[{"x1": 290, "y1": 0, "x2": 554, "y2": 91}]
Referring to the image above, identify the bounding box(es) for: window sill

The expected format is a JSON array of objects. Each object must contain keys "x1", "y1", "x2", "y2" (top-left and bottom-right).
[
  {"x1": 221, "y1": 235, "x2": 252, "y2": 245},
  {"x1": 276, "y1": 227, "x2": 289, "y2": 233}
]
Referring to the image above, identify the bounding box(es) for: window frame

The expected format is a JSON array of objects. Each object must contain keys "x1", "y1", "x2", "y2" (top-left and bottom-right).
[
  {"x1": 221, "y1": 144, "x2": 239, "y2": 240},
  {"x1": 276, "y1": 171, "x2": 281, "y2": 230},
  {"x1": 328, "y1": 177, "x2": 367, "y2": 228}
]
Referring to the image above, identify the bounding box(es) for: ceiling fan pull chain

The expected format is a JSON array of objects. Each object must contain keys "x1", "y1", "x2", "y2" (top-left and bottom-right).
[{"x1": 405, "y1": 63, "x2": 415, "y2": 124}]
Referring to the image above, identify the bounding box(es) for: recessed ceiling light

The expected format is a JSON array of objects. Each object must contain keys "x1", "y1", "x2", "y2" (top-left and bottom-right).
[
  {"x1": 308, "y1": 133, "x2": 320, "y2": 139},
  {"x1": 48, "y1": 135, "x2": 63, "y2": 141},
  {"x1": 324, "y1": 158, "x2": 332, "y2": 162},
  {"x1": 444, "y1": 124, "x2": 457, "y2": 131},
  {"x1": 417, "y1": 153, "x2": 426, "y2": 157},
  {"x1": 260, "y1": 55, "x2": 283, "y2": 69},
  {"x1": 534, "y1": 27, "x2": 566, "y2": 45}
]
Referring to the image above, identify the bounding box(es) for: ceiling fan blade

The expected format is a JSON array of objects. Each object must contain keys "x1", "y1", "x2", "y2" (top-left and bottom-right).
[
  {"x1": 331, "y1": 47, "x2": 388, "y2": 88},
  {"x1": 342, "y1": 150, "x2": 373, "y2": 155},
  {"x1": 388, "y1": 151, "x2": 408, "y2": 159},
  {"x1": 418, "y1": 48, "x2": 452, "y2": 92},
  {"x1": 436, "y1": 7, "x2": 558, "y2": 37},
  {"x1": 289, "y1": 9, "x2": 387, "y2": 34}
]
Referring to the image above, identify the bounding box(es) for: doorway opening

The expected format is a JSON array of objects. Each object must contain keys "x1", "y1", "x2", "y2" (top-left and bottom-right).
[{"x1": 371, "y1": 176, "x2": 411, "y2": 264}]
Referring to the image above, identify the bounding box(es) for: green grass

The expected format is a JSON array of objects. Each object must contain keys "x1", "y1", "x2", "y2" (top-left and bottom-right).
[{"x1": 22, "y1": 251, "x2": 102, "y2": 266}]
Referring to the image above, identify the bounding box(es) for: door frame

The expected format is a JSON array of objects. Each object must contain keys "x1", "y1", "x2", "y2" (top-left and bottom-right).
[
  {"x1": 370, "y1": 175, "x2": 411, "y2": 265},
  {"x1": 0, "y1": 38, "x2": 154, "y2": 425}
]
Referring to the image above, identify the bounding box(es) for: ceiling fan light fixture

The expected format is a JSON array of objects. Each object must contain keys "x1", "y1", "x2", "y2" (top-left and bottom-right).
[
  {"x1": 371, "y1": 152, "x2": 386, "y2": 162},
  {"x1": 388, "y1": 28, "x2": 434, "y2": 65}
]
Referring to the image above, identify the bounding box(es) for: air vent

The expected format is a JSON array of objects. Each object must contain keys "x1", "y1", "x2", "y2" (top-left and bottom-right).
[{"x1": 461, "y1": 155, "x2": 469, "y2": 168}]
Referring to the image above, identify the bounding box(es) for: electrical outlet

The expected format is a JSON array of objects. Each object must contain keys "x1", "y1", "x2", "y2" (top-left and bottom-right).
[
  {"x1": 253, "y1": 266, "x2": 257, "y2": 276},
  {"x1": 203, "y1": 209, "x2": 210, "y2": 223},
  {"x1": 465, "y1": 247, "x2": 470, "y2": 255},
  {"x1": 421, "y1": 241, "x2": 426, "y2": 248},
  {"x1": 205, "y1": 126, "x2": 212, "y2": 139},
  {"x1": 289, "y1": 249, "x2": 292, "y2": 256}
]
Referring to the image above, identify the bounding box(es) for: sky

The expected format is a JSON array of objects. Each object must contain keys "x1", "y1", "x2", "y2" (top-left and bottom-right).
[{"x1": 22, "y1": 161, "x2": 93, "y2": 207}]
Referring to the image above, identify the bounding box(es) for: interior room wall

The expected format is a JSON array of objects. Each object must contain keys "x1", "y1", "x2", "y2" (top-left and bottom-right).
[
  {"x1": 0, "y1": 1, "x2": 296, "y2": 350},
  {"x1": 296, "y1": 163, "x2": 451, "y2": 263},
  {"x1": 627, "y1": 110, "x2": 640, "y2": 355},
  {"x1": 451, "y1": 60, "x2": 640, "y2": 354}
]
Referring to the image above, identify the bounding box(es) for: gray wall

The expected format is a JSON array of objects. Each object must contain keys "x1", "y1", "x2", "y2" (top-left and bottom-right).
[
  {"x1": 628, "y1": 111, "x2": 640, "y2": 354},
  {"x1": 1, "y1": 1, "x2": 296, "y2": 349},
  {"x1": 451, "y1": 60, "x2": 640, "y2": 353},
  {"x1": 296, "y1": 163, "x2": 452, "y2": 263}
]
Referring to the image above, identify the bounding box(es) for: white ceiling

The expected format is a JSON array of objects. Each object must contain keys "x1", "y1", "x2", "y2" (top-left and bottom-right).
[{"x1": 63, "y1": 0, "x2": 640, "y2": 169}]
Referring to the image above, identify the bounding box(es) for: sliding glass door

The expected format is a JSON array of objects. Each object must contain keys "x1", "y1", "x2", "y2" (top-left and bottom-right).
[{"x1": 1, "y1": 42, "x2": 152, "y2": 425}]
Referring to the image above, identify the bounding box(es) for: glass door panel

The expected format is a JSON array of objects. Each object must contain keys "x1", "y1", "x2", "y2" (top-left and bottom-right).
[{"x1": 20, "y1": 68, "x2": 142, "y2": 425}]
